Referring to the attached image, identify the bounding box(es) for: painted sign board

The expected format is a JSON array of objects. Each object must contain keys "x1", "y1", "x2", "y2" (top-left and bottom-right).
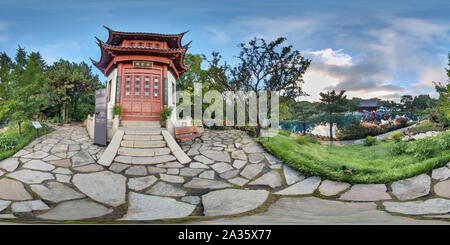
[
  {"x1": 133, "y1": 61, "x2": 153, "y2": 69},
  {"x1": 32, "y1": 121, "x2": 42, "y2": 129},
  {"x1": 94, "y1": 88, "x2": 107, "y2": 146}
]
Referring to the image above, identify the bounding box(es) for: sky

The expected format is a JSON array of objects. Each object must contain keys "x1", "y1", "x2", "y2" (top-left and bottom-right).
[{"x1": 0, "y1": 0, "x2": 449, "y2": 102}]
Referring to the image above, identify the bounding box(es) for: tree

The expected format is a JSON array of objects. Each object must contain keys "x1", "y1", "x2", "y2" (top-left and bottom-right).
[
  {"x1": 433, "y1": 52, "x2": 450, "y2": 124},
  {"x1": 318, "y1": 90, "x2": 347, "y2": 142},
  {"x1": 46, "y1": 60, "x2": 101, "y2": 122},
  {"x1": 400, "y1": 95, "x2": 414, "y2": 113},
  {"x1": 0, "y1": 52, "x2": 14, "y2": 103},
  {"x1": 0, "y1": 47, "x2": 49, "y2": 134},
  {"x1": 294, "y1": 101, "x2": 316, "y2": 135},
  {"x1": 205, "y1": 37, "x2": 311, "y2": 135}
]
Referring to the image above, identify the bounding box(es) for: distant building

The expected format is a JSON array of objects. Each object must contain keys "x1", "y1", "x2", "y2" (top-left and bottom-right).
[{"x1": 357, "y1": 99, "x2": 380, "y2": 112}]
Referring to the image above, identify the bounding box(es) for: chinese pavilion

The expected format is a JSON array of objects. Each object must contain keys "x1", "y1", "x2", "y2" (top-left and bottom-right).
[
  {"x1": 357, "y1": 99, "x2": 380, "y2": 112},
  {"x1": 91, "y1": 26, "x2": 189, "y2": 121}
]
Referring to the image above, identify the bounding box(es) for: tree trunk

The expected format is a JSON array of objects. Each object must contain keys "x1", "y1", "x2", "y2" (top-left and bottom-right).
[
  {"x1": 302, "y1": 121, "x2": 306, "y2": 135},
  {"x1": 17, "y1": 121, "x2": 21, "y2": 135},
  {"x1": 329, "y1": 112, "x2": 333, "y2": 142},
  {"x1": 61, "y1": 102, "x2": 66, "y2": 122}
]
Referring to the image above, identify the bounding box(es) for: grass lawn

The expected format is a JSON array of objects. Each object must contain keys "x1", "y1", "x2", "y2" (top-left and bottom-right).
[
  {"x1": 0, "y1": 122, "x2": 54, "y2": 161},
  {"x1": 258, "y1": 134, "x2": 450, "y2": 184}
]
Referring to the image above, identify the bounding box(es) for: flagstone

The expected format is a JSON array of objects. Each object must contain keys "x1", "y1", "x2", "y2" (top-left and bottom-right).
[
  {"x1": 0, "y1": 178, "x2": 32, "y2": 200},
  {"x1": 55, "y1": 174, "x2": 71, "y2": 183},
  {"x1": 11, "y1": 200, "x2": 50, "y2": 213},
  {"x1": 391, "y1": 174, "x2": 430, "y2": 200},
  {"x1": 7, "y1": 169, "x2": 54, "y2": 184},
  {"x1": 49, "y1": 159, "x2": 71, "y2": 168},
  {"x1": 0, "y1": 158, "x2": 20, "y2": 172},
  {"x1": 283, "y1": 165, "x2": 305, "y2": 185},
  {"x1": 211, "y1": 162, "x2": 233, "y2": 173},
  {"x1": 240, "y1": 163, "x2": 264, "y2": 179},
  {"x1": 160, "y1": 173, "x2": 184, "y2": 183},
  {"x1": 219, "y1": 169, "x2": 240, "y2": 180},
  {"x1": 193, "y1": 155, "x2": 214, "y2": 165},
  {"x1": 242, "y1": 144, "x2": 265, "y2": 154},
  {"x1": 199, "y1": 170, "x2": 215, "y2": 180},
  {"x1": 228, "y1": 177, "x2": 249, "y2": 186},
  {"x1": 42, "y1": 155, "x2": 61, "y2": 161},
  {"x1": 21, "y1": 151, "x2": 49, "y2": 159},
  {"x1": 432, "y1": 167, "x2": 450, "y2": 181},
  {"x1": 248, "y1": 153, "x2": 265, "y2": 163},
  {"x1": 51, "y1": 144, "x2": 68, "y2": 153},
  {"x1": 146, "y1": 182, "x2": 187, "y2": 197},
  {"x1": 38, "y1": 199, "x2": 113, "y2": 220},
  {"x1": 124, "y1": 166, "x2": 148, "y2": 176},
  {"x1": 384, "y1": 198, "x2": 450, "y2": 215},
  {"x1": 202, "y1": 189, "x2": 269, "y2": 216},
  {"x1": 231, "y1": 150, "x2": 247, "y2": 160},
  {"x1": 13, "y1": 149, "x2": 30, "y2": 157},
  {"x1": 0, "y1": 200, "x2": 11, "y2": 213},
  {"x1": 201, "y1": 150, "x2": 231, "y2": 162},
  {"x1": 249, "y1": 171, "x2": 282, "y2": 188},
  {"x1": 147, "y1": 166, "x2": 167, "y2": 174},
  {"x1": 156, "y1": 161, "x2": 184, "y2": 168},
  {"x1": 275, "y1": 176, "x2": 321, "y2": 195},
  {"x1": 23, "y1": 160, "x2": 55, "y2": 171},
  {"x1": 52, "y1": 167, "x2": 72, "y2": 175},
  {"x1": 184, "y1": 177, "x2": 231, "y2": 189},
  {"x1": 30, "y1": 181, "x2": 85, "y2": 203},
  {"x1": 72, "y1": 171, "x2": 126, "y2": 207},
  {"x1": 264, "y1": 153, "x2": 281, "y2": 164},
  {"x1": 434, "y1": 180, "x2": 450, "y2": 198},
  {"x1": 189, "y1": 162, "x2": 209, "y2": 169},
  {"x1": 179, "y1": 167, "x2": 204, "y2": 177},
  {"x1": 128, "y1": 176, "x2": 158, "y2": 191},
  {"x1": 181, "y1": 196, "x2": 201, "y2": 205},
  {"x1": 338, "y1": 184, "x2": 391, "y2": 201},
  {"x1": 119, "y1": 192, "x2": 195, "y2": 221},
  {"x1": 71, "y1": 150, "x2": 95, "y2": 167},
  {"x1": 318, "y1": 180, "x2": 351, "y2": 196}
]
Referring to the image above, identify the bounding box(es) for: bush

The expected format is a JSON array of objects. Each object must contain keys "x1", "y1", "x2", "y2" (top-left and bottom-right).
[
  {"x1": 435, "y1": 131, "x2": 450, "y2": 151},
  {"x1": 160, "y1": 107, "x2": 173, "y2": 122},
  {"x1": 408, "y1": 121, "x2": 444, "y2": 134},
  {"x1": 390, "y1": 132, "x2": 405, "y2": 142},
  {"x1": 405, "y1": 138, "x2": 436, "y2": 160},
  {"x1": 395, "y1": 116, "x2": 408, "y2": 126},
  {"x1": 363, "y1": 136, "x2": 377, "y2": 146},
  {"x1": 295, "y1": 135, "x2": 319, "y2": 145},
  {"x1": 390, "y1": 141, "x2": 408, "y2": 155},
  {"x1": 0, "y1": 134, "x2": 18, "y2": 150},
  {"x1": 112, "y1": 104, "x2": 122, "y2": 119}
]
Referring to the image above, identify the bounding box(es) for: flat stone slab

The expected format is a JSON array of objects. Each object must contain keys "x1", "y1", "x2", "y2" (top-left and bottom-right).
[
  {"x1": 264, "y1": 153, "x2": 281, "y2": 164},
  {"x1": 147, "y1": 166, "x2": 167, "y2": 174},
  {"x1": 249, "y1": 171, "x2": 282, "y2": 188},
  {"x1": 124, "y1": 166, "x2": 147, "y2": 176},
  {"x1": 211, "y1": 162, "x2": 233, "y2": 173},
  {"x1": 202, "y1": 189, "x2": 269, "y2": 216},
  {"x1": 38, "y1": 199, "x2": 113, "y2": 220},
  {"x1": 232, "y1": 160, "x2": 247, "y2": 169},
  {"x1": 128, "y1": 176, "x2": 158, "y2": 191},
  {"x1": 21, "y1": 151, "x2": 49, "y2": 159},
  {"x1": 72, "y1": 171, "x2": 126, "y2": 207},
  {"x1": 0, "y1": 178, "x2": 32, "y2": 200},
  {"x1": 49, "y1": 159, "x2": 71, "y2": 168},
  {"x1": 189, "y1": 162, "x2": 209, "y2": 169},
  {"x1": 7, "y1": 169, "x2": 54, "y2": 184},
  {"x1": 219, "y1": 169, "x2": 240, "y2": 180},
  {"x1": 120, "y1": 192, "x2": 195, "y2": 221},
  {"x1": 73, "y1": 164, "x2": 104, "y2": 172},
  {"x1": 0, "y1": 158, "x2": 20, "y2": 172},
  {"x1": 384, "y1": 198, "x2": 450, "y2": 215},
  {"x1": 391, "y1": 174, "x2": 430, "y2": 200},
  {"x1": 160, "y1": 174, "x2": 184, "y2": 183},
  {"x1": 228, "y1": 177, "x2": 249, "y2": 186},
  {"x1": 248, "y1": 153, "x2": 265, "y2": 163},
  {"x1": 71, "y1": 150, "x2": 95, "y2": 167},
  {"x1": 147, "y1": 182, "x2": 186, "y2": 197},
  {"x1": 275, "y1": 177, "x2": 321, "y2": 195},
  {"x1": 181, "y1": 196, "x2": 201, "y2": 205},
  {"x1": 184, "y1": 177, "x2": 231, "y2": 189},
  {"x1": 56, "y1": 174, "x2": 71, "y2": 183},
  {"x1": 242, "y1": 144, "x2": 265, "y2": 154},
  {"x1": 212, "y1": 197, "x2": 445, "y2": 224},
  {"x1": 432, "y1": 167, "x2": 450, "y2": 181},
  {"x1": 201, "y1": 150, "x2": 231, "y2": 162},
  {"x1": 318, "y1": 180, "x2": 351, "y2": 196},
  {"x1": 240, "y1": 164, "x2": 264, "y2": 179},
  {"x1": 12, "y1": 200, "x2": 50, "y2": 213},
  {"x1": 283, "y1": 165, "x2": 305, "y2": 185},
  {"x1": 199, "y1": 170, "x2": 215, "y2": 180},
  {"x1": 0, "y1": 200, "x2": 11, "y2": 212},
  {"x1": 30, "y1": 182, "x2": 85, "y2": 203},
  {"x1": 231, "y1": 150, "x2": 247, "y2": 161},
  {"x1": 193, "y1": 155, "x2": 214, "y2": 165},
  {"x1": 179, "y1": 168, "x2": 204, "y2": 177},
  {"x1": 23, "y1": 160, "x2": 56, "y2": 171},
  {"x1": 434, "y1": 180, "x2": 450, "y2": 198},
  {"x1": 109, "y1": 162, "x2": 130, "y2": 173},
  {"x1": 52, "y1": 167, "x2": 72, "y2": 175},
  {"x1": 338, "y1": 184, "x2": 391, "y2": 201}
]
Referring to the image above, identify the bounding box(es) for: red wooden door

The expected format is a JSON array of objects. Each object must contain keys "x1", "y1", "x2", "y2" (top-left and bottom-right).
[{"x1": 121, "y1": 71, "x2": 162, "y2": 121}]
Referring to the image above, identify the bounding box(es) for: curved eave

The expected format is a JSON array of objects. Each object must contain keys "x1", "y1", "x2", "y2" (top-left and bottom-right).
[{"x1": 104, "y1": 26, "x2": 187, "y2": 48}]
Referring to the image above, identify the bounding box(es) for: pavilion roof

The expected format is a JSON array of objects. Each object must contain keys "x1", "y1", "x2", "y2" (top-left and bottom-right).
[
  {"x1": 103, "y1": 26, "x2": 188, "y2": 49},
  {"x1": 357, "y1": 99, "x2": 380, "y2": 107}
]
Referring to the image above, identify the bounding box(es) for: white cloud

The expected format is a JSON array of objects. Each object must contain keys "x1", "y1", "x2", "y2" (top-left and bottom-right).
[
  {"x1": 306, "y1": 48, "x2": 353, "y2": 66},
  {"x1": 204, "y1": 26, "x2": 230, "y2": 43}
]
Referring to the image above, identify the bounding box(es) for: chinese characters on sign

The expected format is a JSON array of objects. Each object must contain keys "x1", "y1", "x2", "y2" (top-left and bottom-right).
[{"x1": 133, "y1": 61, "x2": 153, "y2": 69}]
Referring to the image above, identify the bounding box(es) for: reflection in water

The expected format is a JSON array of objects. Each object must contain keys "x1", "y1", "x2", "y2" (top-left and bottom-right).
[{"x1": 280, "y1": 123, "x2": 336, "y2": 137}]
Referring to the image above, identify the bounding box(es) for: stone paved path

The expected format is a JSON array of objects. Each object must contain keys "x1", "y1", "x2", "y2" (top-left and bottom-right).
[{"x1": 0, "y1": 125, "x2": 449, "y2": 223}]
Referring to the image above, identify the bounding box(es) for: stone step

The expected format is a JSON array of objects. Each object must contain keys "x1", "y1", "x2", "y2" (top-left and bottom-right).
[
  {"x1": 120, "y1": 140, "x2": 166, "y2": 148},
  {"x1": 118, "y1": 147, "x2": 171, "y2": 157},
  {"x1": 121, "y1": 120, "x2": 161, "y2": 128},
  {"x1": 114, "y1": 155, "x2": 177, "y2": 165},
  {"x1": 122, "y1": 135, "x2": 163, "y2": 141},
  {"x1": 123, "y1": 128, "x2": 161, "y2": 135}
]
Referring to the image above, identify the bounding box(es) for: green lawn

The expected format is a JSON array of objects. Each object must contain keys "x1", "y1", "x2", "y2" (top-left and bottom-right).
[
  {"x1": 258, "y1": 134, "x2": 450, "y2": 184},
  {"x1": 0, "y1": 122, "x2": 53, "y2": 161}
]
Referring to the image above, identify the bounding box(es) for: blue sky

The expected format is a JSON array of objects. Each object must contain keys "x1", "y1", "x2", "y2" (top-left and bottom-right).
[{"x1": 0, "y1": 0, "x2": 449, "y2": 101}]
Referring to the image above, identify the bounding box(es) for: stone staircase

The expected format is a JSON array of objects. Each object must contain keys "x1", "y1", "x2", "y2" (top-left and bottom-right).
[{"x1": 98, "y1": 120, "x2": 191, "y2": 166}]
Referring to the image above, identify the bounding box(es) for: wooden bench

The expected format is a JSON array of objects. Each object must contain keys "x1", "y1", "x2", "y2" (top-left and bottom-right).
[{"x1": 174, "y1": 126, "x2": 204, "y2": 142}]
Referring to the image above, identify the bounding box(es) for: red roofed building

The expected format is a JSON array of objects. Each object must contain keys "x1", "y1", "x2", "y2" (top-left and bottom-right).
[{"x1": 91, "y1": 26, "x2": 189, "y2": 122}]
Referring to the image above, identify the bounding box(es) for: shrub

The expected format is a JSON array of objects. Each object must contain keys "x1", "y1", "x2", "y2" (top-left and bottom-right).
[
  {"x1": 408, "y1": 121, "x2": 444, "y2": 134},
  {"x1": 363, "y1": 136, "x2": 377, "y2": 146},
  {"x1": 405, "y1": 138, "x2": 436, "y2": 160},
  {"x1": 390, "y1": 132, "x2": 405, "y2": 142},
  {"x1": 390, "y1": 141, "x2": 408, "y2": 155},
  {"x1": 295, "y1": 135, "x2": 319, "y2": 145},
  {"x1": 435, "y1": 131, "x2": 450, "y2": 151},
  {"x1": 160, "y1": 107, "x2": 173, "y2": 122},
  {"x1": 395, "y1": 116, "x2": 408, "y2": 126},
  {"x1": 0, "y1": 134, "x2": 18, "y2": 150},
  {"x1": 112, "y1": 104, "x2": 122, "y2": 119}
]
